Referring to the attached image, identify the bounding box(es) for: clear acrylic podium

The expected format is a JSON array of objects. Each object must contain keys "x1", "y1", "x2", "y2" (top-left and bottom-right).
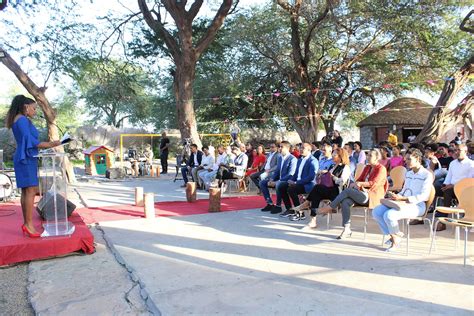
[{"x1": 37, "y1": 151, "x2": 75, "y2": 237}]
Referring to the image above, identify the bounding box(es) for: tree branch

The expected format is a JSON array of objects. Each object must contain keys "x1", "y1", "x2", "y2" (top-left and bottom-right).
[
  {"x1": 137, "y1": 0, "x2": 181, "y2": 60},
  {"x1": 303, "y1": 0, "x2": 330, "y2": 65},
  {"x1": 195, "y1": 0, "x2": 234, "y2": 59},
  {"x1": 187, "y1": 0, "x2": 203, "y2": 20}
]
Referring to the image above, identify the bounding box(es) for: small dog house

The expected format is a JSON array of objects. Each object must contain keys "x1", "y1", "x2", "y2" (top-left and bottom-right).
[{"x1": 84, "y1": 146, "x2": 114, "y2": 175}]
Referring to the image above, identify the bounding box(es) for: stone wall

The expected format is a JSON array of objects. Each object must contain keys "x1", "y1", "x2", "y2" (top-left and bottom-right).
[{"x1": 360, "y1": 126, "x2": 374, "y2": 149}]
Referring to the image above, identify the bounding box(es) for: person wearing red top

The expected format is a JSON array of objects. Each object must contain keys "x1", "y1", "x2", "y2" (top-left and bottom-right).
[
  {"x1": 291, "y1": 144, "x2": 301, "y2": 159},
  {"x1": 245, "y1": 145, "x2": 266, "y2": 177},
  {"x1": 319, "y1": 149, "x2": 388, "y2": 239}
]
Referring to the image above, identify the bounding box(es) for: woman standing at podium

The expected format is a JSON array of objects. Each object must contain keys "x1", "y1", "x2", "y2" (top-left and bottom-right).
[{"x1": 5, "y1": 95, "x2": 60, "y2": 238}]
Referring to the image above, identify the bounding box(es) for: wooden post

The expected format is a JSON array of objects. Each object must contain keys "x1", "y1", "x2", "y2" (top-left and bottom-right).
[
  {"x1": 208, "y1": 188, "x2": 221, "y2": 212},
  {"x1": 135, "y1": 187, "x2": 144, "y2": 206},
  {"x1": 144, "y1": 192, "x2": 155, "y2": 219},
  {"x1": 150, "y1": 165, "x2": 155, "y2": 177},
  {"x1": 186, "y1": 182, "x2": 197, "y2": 202}
]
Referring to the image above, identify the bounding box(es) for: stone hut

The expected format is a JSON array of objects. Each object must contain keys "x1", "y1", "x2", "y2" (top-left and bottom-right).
[{"x1": 357, "y1": 97, "x2": 433, "y2": 149}]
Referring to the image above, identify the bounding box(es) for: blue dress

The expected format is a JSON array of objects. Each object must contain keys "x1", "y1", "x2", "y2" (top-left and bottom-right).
[{"x1": 12, "y1": 116, "x2": 40, "y2": 188}]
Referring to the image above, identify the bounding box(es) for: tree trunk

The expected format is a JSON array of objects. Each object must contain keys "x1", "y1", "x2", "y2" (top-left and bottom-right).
[
  {"x1": 173, "y1": 58, "x2": 202, "y2": 148},
  {"x1": 416, "y1": 55, "x2": 473, "y2": 143},
  {"x1": 138, "y1": 0, "x2": 233, "y2": 149},
  {"x1": 0, "y1": 48, "x2": 76, "y2": 183}
]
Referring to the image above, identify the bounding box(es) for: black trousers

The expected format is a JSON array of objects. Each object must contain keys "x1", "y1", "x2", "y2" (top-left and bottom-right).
[
  {"x1": 160, "y1": 151, "x2": 169, "y2": 173},
  {"x1": 279, "y1": 182, "x2": 306, "y2": 209},
  {"x1": 306, "y1": 184, "x2": 340, "y2": 216},
  {"x1": 216, "y1": 166, "x2": 239, "y2": 181},
  {"x1": 250, "y1": 171, "x2": 264, "y2": 188}
]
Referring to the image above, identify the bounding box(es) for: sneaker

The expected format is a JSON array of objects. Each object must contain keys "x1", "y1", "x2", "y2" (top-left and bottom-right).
[
  {"x1": 279, "y1": 209, "x2": 295, "y2": 217},
  {"x1": 409, "y1": 219, "x2": 424, "y2": 225},
  {"x1": 289, "y1": 213, "x2": 302, "y2": 221},
  {"x1": 291, "y1": 212, "x2": 307, "y2": 221},
  {"x1": 270, "y1": 205, "x2": 283, "y2": 214},
  {"x1": 261, "y1": 204, "x2": 273, "y2": 212}
]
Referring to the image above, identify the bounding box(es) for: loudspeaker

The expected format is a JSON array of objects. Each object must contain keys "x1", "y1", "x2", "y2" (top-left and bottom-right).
[{"x1": 36, "y1": 191, "x2": 76, "y2": 221}]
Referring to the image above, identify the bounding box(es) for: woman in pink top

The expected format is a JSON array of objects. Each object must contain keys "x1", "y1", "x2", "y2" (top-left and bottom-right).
[
  {"x1": 388, "y1": 144, "x2": 405, "y2": 171},
  {"x1": 379, "y1": 147, "x2": 390, "y2": 169}
]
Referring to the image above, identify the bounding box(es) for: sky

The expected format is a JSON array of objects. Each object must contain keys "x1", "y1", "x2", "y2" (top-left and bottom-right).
[{"x1": 0, "y1": 0, "x2": 468, "y2": 130}]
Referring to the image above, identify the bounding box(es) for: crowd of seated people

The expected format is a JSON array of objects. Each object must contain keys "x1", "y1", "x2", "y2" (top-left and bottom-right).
[{"x1": 178, "y1": 133, "x2": 474, "y2": 247}]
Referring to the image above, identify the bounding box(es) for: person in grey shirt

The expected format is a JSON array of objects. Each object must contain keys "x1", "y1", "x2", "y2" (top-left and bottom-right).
[{"x1": 250, "y1": 143, "x2": 279, "y2": 192}]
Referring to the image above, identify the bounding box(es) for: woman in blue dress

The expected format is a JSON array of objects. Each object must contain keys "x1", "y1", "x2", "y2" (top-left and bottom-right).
[{"x1": 5, "y1": 95, "x2": 60, "y2": 237}]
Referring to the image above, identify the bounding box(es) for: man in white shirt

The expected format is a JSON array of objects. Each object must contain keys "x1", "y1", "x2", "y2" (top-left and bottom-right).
[
  {"x1": 194, "y1": 146, "x2": 214, "y2": 190},
  {"x1": 200, "y1": 145, "x2": 225, "y2": 190},
  {"x1": 437, "y1": 144, "x2": 474, "y2": 230}
]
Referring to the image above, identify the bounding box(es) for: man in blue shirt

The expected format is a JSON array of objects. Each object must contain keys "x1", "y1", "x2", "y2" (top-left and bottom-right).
[
  {"x1": 260, "y1": 141, "x2": 297, "y2": 214},
  {"x1": 279, "y1": 143, "x2": 319, "y2": 218},
  {"x1": 319, "y1": 140, "x2": 335, "y2": 171}
]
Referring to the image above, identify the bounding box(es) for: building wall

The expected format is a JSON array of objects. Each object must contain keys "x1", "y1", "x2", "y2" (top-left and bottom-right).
[{"x1": 360, "y1": 126, "x2": 374, "y2": 149}]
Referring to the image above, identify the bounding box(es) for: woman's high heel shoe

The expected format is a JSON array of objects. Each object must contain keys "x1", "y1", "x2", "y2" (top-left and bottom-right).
[{"x1": 21, "y1": 225, "x2": 41, "y2": 238}]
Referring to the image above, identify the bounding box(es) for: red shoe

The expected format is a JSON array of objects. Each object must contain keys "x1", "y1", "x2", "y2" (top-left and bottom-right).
[{"x1": 21, "y1": 225, "x2": 41, "y2": 238}]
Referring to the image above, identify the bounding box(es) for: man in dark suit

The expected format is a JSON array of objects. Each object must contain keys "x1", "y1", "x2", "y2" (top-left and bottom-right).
[
  {"x1": 181, "y1": 144, "x2": 203, "y2": 187},
  {"x1": 250, "y1": 143, "x2": 279, "y2": 191},
  {"x1": 280, "y1": 143, "x2": 319, "y2": 219},
  {"x1": 260, "y1": 141, "x2": 297, "y2": 214}
]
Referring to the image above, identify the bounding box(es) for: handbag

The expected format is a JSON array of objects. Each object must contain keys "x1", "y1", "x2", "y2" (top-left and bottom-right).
[
  {"x1": 318, "y1": 172, "x2": 334, "y2": 188},
  {"x1": 380, "y1": 198, "x2": 409, "y2": 211}
]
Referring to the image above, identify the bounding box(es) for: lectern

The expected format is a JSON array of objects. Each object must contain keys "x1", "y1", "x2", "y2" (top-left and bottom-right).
[{"x1": 37, "y1": 151, "x2": 75, "y2": 237}]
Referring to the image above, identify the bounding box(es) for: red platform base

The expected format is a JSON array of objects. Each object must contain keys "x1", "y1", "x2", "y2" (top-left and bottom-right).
[{"x1": 0, "y1": 202, "x2": 95, "y2": 266}]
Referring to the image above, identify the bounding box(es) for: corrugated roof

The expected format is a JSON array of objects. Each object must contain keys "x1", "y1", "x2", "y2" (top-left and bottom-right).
[
  {"x1": 357, "y1": 97, "x2": 433, "y2": 127},
  {"x1": 83, "y1": 145, "x2": 113, "y2": 155}
]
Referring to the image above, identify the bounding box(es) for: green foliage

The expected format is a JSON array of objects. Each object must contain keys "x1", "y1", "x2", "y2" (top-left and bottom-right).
[{"x1": 66, "y1": 57, "x2": 156, "y2": 127}]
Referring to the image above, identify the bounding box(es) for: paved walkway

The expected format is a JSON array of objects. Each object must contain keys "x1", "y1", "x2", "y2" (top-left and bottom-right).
[{"x1": 5, "y1": 173, "x2": 473, "y2": 315}]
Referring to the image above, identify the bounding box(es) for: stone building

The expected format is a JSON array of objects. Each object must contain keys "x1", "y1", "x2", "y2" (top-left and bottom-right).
[
  {"x1": 357, "y1": 98, "x2": 432, "y2": 149},
  {"x1": 357, "y1": 97, "x2": 467, "y2": 149}
]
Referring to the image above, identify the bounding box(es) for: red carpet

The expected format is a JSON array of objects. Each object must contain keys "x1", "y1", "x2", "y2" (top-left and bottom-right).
[
  {"x1": 0, "y1": 202, "x2": 95, "y2": 266},
  {"x1": 77, "y1": 195, "x2": 267, "y2": 225}
]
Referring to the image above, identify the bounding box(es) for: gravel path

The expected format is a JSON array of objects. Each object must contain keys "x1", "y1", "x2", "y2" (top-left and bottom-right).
[{"x1": 0, "y1": 263, "x2": 34, "y2": 316}]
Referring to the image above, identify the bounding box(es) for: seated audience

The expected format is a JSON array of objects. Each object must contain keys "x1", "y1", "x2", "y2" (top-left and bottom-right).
[
  {"x1": 344, "y1": 142, "x2": 357, "y2": 178},
  {"x1": 279, "y1": 143, "x2": 319, "y2": 218},
  {"x1": 318, "y1": 149, "x2": 388, "y2": 239},
  {"x1": 353, "y1": 141, "x2": 366, "y2": 164},
  {"x1": 437, "y1": 143, "x2": 474, "y2": 231},
  {"x1": 181, "y1": 144, "x2": 203, "y2": 187},
  {"x1": 195, "y1": 146, "x2": 214, "y2": 189},
  {"x1": 311, "y1": 141, "x2": 322, "y2": 160},
  {"x1": 293, "y1": 147, "x2": 351, "y2": 227},
  {"x1": 245, "y1": 145, "x2": 266, "y2": 177},
  {"x1": 250, "y1": 143, "x2": 279, "y2": 193},
  {"x1": 259, "y1": 141, "x2": 297, "y2": 214},
  {"x1": 200, "y1": 145, "x2": 226, "y2": 190},
  {"x1": 388, "y1": 144, "x2": 405, "y2": 170},
  {"x1": 216, "y1": 145, "x2": 248, "y2": 188},
  {"x1": 372, "y1": 149, "x2": 433, "y2": 251},
  {"x1": 379, "y1": 146, "x2": 390, "y2": 169}
]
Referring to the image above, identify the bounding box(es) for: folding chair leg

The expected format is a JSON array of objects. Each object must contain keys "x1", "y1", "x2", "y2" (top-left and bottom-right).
[
  {"x1": 464, "y1": 227, "x2": 468, "y2": 267},
  {"x1": 406, "y1": 219, "x2": 410, "y2": 256},
  {"x1": 429, "y1": 219, "x2": 439, "y2": 254},
  {"x1": 455, "y1": 213, "x2": 460, "y2": 250},
  {"x1": 363, "y1": 208, "x2": 367, "y2": 241}
]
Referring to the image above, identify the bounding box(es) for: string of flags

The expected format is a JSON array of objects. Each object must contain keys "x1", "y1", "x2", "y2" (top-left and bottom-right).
[
  {"x1": 187, "y1": 76, "x2": 469, "y2": 104},
  {"x1": 196, "y1": 95, "x2": 471, "y2": 126}
]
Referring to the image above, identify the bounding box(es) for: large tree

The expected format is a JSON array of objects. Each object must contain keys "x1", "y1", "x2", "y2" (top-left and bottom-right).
[
  {"x1": 137, "y1": 0, "x2": 236, "y2": 146},
  {"x1": 232, "y1": 1, "x2": 469, "y2": 142},
  {"x1": 0, "y1": 47, "x2": 76, "y2": 182},
  {"x1": 416, "y1": 10, "x2": 474, "y2": 143}
]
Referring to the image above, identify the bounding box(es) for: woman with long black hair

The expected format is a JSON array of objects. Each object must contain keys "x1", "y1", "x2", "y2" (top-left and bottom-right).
[{"x1": 5, "y1": 95, "x2": 60, "y2": 237}]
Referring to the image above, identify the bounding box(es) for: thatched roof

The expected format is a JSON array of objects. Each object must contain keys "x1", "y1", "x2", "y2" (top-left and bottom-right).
[{"x1": 357, "y1": 97, "x2": 433, "y2": 127}]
